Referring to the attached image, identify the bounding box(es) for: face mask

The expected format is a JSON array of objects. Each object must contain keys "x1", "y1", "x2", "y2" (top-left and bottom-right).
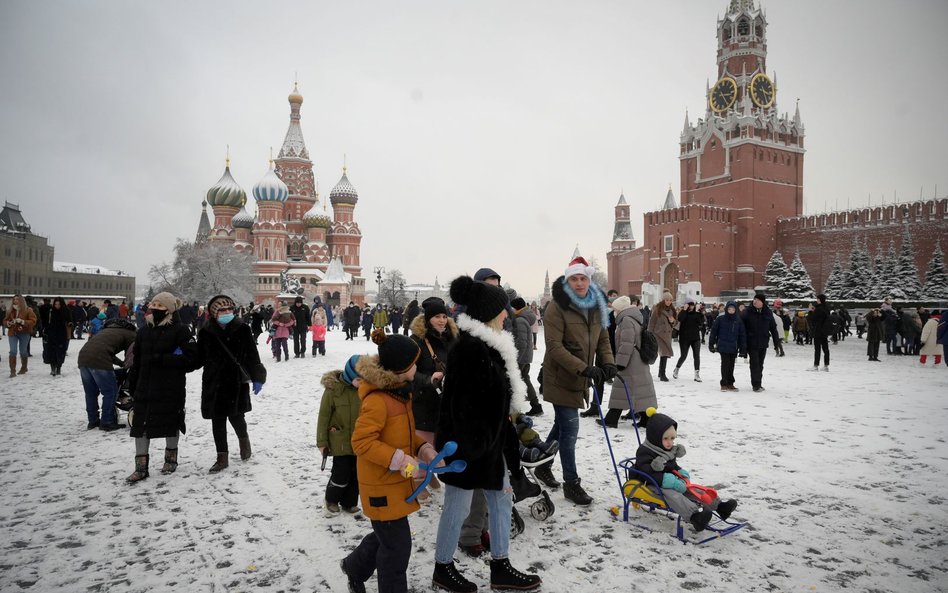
[
  {"x1": 217, "y1": 313, "x2": 235, "y2": 326},
  {"x1": 150, "y1": 309, "x2": 168, "y2": 325}
]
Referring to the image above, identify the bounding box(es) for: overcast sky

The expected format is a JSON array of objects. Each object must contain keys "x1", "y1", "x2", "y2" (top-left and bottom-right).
[{"x1": 2, "y1": 0, "x2": 946, "y2": 300}]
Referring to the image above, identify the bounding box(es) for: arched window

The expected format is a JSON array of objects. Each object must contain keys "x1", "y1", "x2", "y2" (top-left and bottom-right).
[{"x1": 737, "y1": 19, "x2": 749, "y2": 36}]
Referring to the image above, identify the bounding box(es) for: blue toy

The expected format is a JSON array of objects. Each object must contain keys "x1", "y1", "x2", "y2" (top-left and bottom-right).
[{"x1": 405, "y1": 441, "x2": 467, "y2": 503}]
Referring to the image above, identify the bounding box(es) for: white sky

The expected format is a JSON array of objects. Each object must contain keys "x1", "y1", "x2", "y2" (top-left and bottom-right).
[{"x1": 2, "y1": 0, "x2": 946, "y2": 300}]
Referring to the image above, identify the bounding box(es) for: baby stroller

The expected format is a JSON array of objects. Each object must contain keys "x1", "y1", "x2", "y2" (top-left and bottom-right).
[
  {"x1": 595, "y1": 377, "x2": 746, "y2": 545},
  {"x1": 114, "y1": 367, "x2": 133, "y2": 426}
]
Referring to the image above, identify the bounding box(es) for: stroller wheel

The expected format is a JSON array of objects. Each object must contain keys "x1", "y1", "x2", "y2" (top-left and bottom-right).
[
  {"x1": 510, "y1": 507, "x2": 525, "y2": 539},
  {"x1": 530, "y1": 498, "x2": 553, "y2": 521}
]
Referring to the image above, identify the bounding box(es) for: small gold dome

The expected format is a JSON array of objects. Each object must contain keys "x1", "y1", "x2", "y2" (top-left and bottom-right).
[{"x1": 288, "y1": 82, "x2": 303, "y2": 104}]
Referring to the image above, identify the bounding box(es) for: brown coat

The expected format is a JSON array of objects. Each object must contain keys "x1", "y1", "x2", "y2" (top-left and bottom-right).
[
  {"x1": 648, "y1": 301, "x2": 677, "y2": 358},
  {"x1": 3, "y1": 297, "x2": 37, "y2": 336},
  {"x1": 351, "y1": 356, "x2": 428, "y2": 522},
  {"x1": 541, "y1": 276, "x2": 614, "y2": 409}
]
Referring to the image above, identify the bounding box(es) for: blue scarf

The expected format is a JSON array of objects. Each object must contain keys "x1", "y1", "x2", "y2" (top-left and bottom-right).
[{"x1": 561, "y1": 280, "x2": 610, "y2": 329}]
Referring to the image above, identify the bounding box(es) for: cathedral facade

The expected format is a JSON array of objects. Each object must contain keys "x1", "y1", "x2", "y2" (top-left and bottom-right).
[{"x1": 196, "y1": 84, "x2": 365, "y2": 305}]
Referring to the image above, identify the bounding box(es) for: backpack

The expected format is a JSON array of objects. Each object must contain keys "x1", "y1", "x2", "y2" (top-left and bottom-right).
[{"x1": 630, "y1": 316, "x2": 659, "y2": 365}]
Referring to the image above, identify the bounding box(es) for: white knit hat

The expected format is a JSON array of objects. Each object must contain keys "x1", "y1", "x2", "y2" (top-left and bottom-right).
[{"x1": 612, "y1": 295, "x2": 632, "y2": 312}]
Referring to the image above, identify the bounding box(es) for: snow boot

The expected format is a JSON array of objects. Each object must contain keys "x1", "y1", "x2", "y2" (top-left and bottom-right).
[
  {"x1": 596, "y1": 408, "x2": 621, "y2": 429},
  {"x1": 717, "y1": 499, "x2": 738, "y2": 521},
  {"x1": 239, "y1": 437, "x2": 252, "y2": 461},
  {"x1": 339, "y1": 559, "x2": 366, "y2": 593},
  {"x1": 563, "y1": 478, "x2": 593, "y2": 506},
  {"x1": 325, "y1": 500, "x2": 341, "y2": 514},
  {"x1": 510, "y1": 469, "x2": 541, "y2": 503},
  {"x1": 432, "y1": 561, "x2": 477, "y2": 593},
  {"x1": 694, "y1": 370, "x2": 702, "y2": 382},
  {"x1": 489, "y1": 558, "x2": 542, "y2": 591},
  {"x1": 9, "y1": 355, "x2": 16, "y2": 378},
  {"x1": 126, "y1": 454, "x2": 149, "y2": 483},
  {"x1": 533, "y1": 462, "x2": 560, "y2": 490},
  {"x1": 208, "y1": 452, "x2": 229, "y2": 473},
  {"x1": 17, "y1": 356, "x2": 27, "y2": 375},
  {"x1": 160, "y1": 448, "x2": 178, "y2": 474},
  {"x1": 689, "y1": 508, "x2": 713, "y2": 532},
  {"x1": 821, "y1": 365, "x2": 829, "y2": 372},
  {"x1": 579, "y1": 403, "x2": 600, "y2": 418},
  {"x1": 526, "y1": 401, "x2": 544, "y2": 416}
]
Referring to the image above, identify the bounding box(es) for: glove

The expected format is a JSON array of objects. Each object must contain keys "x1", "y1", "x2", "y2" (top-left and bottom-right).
[
  {"x1": 650, "y1": 456, "x2": 669, "y2": 471},
  {"x1": 172, "y1": 347, "x2": 183, "y2": 356},
  {"x1": 252, "y1": 381, "x2": 263, "y2": 395},
  {"x1": 678, "y1": 468, "x2": 691, "y2": 478},
  {"x1": 739, "y1": 351, "x2": 747, "y2": 359},
  {"x1": 602, "y1": 363, "x2": 618, "y2": 381},
  {"x1": 661, "y1": 473, "x2": 688, "y2": 493},
  {"x1": 709, "y1": 343, "x2": 717, "y2": 353},
  {"x1": 581, "y1": 366, "x2": 606, "y2": 384},
  {"x1": 389, "y1": 450, "x2": 421, "y2": 478}
]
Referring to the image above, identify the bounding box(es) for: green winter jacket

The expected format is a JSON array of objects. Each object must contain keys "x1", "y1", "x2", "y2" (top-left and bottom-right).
[{"x1": 316, "y1": 371, "x2": 361, "y2": 456}]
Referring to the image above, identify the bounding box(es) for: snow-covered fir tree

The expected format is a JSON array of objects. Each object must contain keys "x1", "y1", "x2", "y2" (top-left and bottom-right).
[
  {"x1": 763, "y1": 251, "x2": 791, "y2": 295},
  {"x1": 841, "y1": 238, "x2": 873, "y2": 300},
  {"x1": 893, "y1": 228, "x2": 922, "y2": 299},
  {"x1": 868, "y1": 246, "x2": 886, "y2": 301},
  {"x1": 823, "y1": 255, "x2": 845, "y2": 299},
  {"x1": 784, "y1": 252, "x2": 815, "y2": 299},
  {"x1": 922, "y1": 243, "x2": 948, "y2": 299},
  {"x1": 879, "y1": 240, "x2": 906, "y2": 299}
]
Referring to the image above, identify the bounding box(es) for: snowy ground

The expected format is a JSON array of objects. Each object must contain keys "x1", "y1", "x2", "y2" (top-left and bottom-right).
[{"x1": 1, "y1": 327, "x2": 946, "y2": 593}]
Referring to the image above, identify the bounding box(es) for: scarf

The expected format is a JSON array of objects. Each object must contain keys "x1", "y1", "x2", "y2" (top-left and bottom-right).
[
  {"x1": 643, "y1": 440, "x2": 687, "y2": 472},
  {"x1": 561, "y1": 280, "x2": 610, "y2": 329}
]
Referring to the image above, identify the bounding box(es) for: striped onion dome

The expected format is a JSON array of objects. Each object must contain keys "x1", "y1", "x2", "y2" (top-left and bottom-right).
[
  {"x1": 329, "y1": 170, "x2": 358, "y2": 205},
  {"x1": 303, "y1": 202, "x2": 332, "y2": 228},
  {"x1": 206, "y1": 164, "x2": 246, "y2": 207},
  {"x1": 252, "y1": 162, "x2": 289, "y2": 202},
  {"x1": 231, "y1": 201, "x2": 255, "y2": 229}
]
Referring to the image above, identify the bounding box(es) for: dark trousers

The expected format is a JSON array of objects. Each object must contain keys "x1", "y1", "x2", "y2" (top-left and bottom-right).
[
  {"x1": 813, "y1": 335, "x2": 830, "y2": 366},
  {"x1": 345, "y1": 325, "x2": 355, "y2": 340},
  {"x1": 293, "y1": 328, "x2": 307, "y2": 355},
  {"x1": 675, "y1": 339, "x2": 700, "y2": 370},
  {"x1": 520, "y1": 363, "x2": 539, "y2": 405},
  {"x1": 719, "y1": 353, "x2": 737, "y2": 387},
  {"x1": 867, "y1": 340, "x2": 880, "y2": 360},
  {"x1": 886, "y1": 335, "x2": 899, "y2": 354},
  {"x1": 326, "y1": 455, "x2": 359, "y2": 508},
  {"x1": 212, "y1": 414, "x2": 248, "y2": 453},
  {"x1": 344, "y1": 517, "x2": 412, "y2": 593},
  {"x1": 748, "y1": 348, "x2": 767, "y2": 389},
  {"x1": 312, "y1": 340, "x2": 325, "y2": 356},
  {"x1": 658, "y1": 356, "x2": 669, "y2": 378}
]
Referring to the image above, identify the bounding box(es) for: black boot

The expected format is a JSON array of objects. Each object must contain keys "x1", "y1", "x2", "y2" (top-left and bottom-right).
[
  {"x1": 510, "y1": 469, "x2": 541, "y2": 503},
  {"x1": 489, "y1": 558, "x2": 542, "y2": 591},
  {"x1": 239, "y1": 437, "x2": 252, "y2": 461},
  {"x1": 563, "y1": 478, "x2": 592, "y2": 505},
  {"x1": 596, "y1": 408, "x2": 621, "y2": 428},
  {"x1": 579, "y1": 403, "x2": 600, "y2": 418},
  {"x1": 126, "y1": 454, "x2": 149, "y2": 483},
  {"x1": 690, "y1": 509, "x2": 713, "y2": 532},
  {"x1": 717, "y1": 499, "x2": 738, "y2": 520},
  {"x1": 160, "y1": 448, "x2": 178, "y2": 474},
  {"x1": 658, "y1": 357, "x2": 669, "y2": 381},
  {"x1": 526, "y1": 401, "x2": 544, "y2": 416},
  {"x1": 533, "y1": 463, "x2": 560, "y2": 489},
  {"x1": 340, "y1": 559, "x2": 366, "y2": 593},
  {"x1": 432, "y1": 561, "x2": 477, "y2": 593}
]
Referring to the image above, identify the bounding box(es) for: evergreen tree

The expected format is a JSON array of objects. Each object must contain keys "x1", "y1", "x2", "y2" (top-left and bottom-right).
[
  {"x1": 763, "y1": 251, "x2": 791, "y2": 295},
  {"x1": 922, "y1": 243, "x2": 948, "y2": 299},
  {"x1": 841, "y1": 238, "x2": 872, "y2": 301},
  {"x1": 784, "y1": 252, "x2": 815, "y2": 299},
  {"x1": 868, "y1": 245, "x2": 886, "y2": 301},
  {"x1": 823, "y1": 255, "x2": 845, "y2": 299},
  {"x1": 880, "y1": 240, "x2": 904, "y2": 299},
  {"x1": 893, "y1": 227, "x2": 922, "y2": 299}
]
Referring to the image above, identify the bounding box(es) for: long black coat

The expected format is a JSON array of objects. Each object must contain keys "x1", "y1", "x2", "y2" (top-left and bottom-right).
[
  {"x1": 343, "y1": 305, "x2": 361, "y2": 329},
  {"x1": 866, "y1": 311, "x2": 884, "y2": 342},
  {"x1": 436, "y1": 329, "x2": 514, "y2": 491},
  {"x1": 128, "y1": 322, "x2": 198, "y2": 438},
  {"x1": 195, "y1": 319, "x2": 267, "y2": 419},
  {"x1": 676, "y1": 308, "x2": 704, "y2": 343},
  {"x1": 410, "y1": 315, "x2": 458, "y2": 433},
  {"x1": 809, "y1": 303, "x2": 831, "y2": 337}
]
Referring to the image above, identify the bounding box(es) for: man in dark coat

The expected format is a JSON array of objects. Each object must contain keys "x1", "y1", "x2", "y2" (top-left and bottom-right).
[
  {"x1": 865, "y1": 308, "x2": 884, "y2": 361},
  {"x1": 808, "y1": 294, "x2": 832, "y2": 369},
  {"x1": 78, "y1": 318, "x2": 136, "y2": 430},
  {"x1": 343, "y1": 302, "x2": 361, "y2": 340},
  {"x1": 290, "y1": 296, "x2": 311, "y2": 358},
  {"x1": 740, "y1": 293, "x2": 781, "y2": 392},
  {"x1": 70, "y1": 301, "x2": 87, "y2": 340}
]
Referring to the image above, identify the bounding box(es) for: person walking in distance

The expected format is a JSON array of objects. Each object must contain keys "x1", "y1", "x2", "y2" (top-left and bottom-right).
[
  {"x1": 648, "y1": 291, "x2": 677, "y2": 382},
  {"x1": 740, "y1": 293, "x2": 781, "y2": 392}
]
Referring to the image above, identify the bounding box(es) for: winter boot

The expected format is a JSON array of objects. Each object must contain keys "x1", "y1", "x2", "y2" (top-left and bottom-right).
[
  {"x1": 533, "y1": 462, "x2": 560, "y2": 490},
  {"x1": 694, "y1": 370, "x2": 702, "y2": 382},
  {"x1": 807, "y1": 366, "x2": 820, "y2": 371},
  {"x1": 340, "y1": 559, "x2": 366, "y2": 593},
  {"x1": 17, "y1": 356, "x2": 27, "y2": 375},
  {"x1": 160, "y1": 448, "x2": 178, "y2": 474},
  {"x1": 690, "y1": 509, "x2": 713, "y2": 532},
  {"x1": 717, "y1": 499, "x2": 738, "y2": 521},
  {"x1": 579, "y1": 403, "x2": 600, "y2": 418},
  {"x1": 239, "y1": 437, "x2": 252, "y2": 461},
  {"x1": 563, "y1": 478, "x2": 593, "y2": 506},
  {"x1": 596, "y1": 408, "x2": 621, "y2": 429},
  {"x1": 489, "y1": 558, "x2": 542, "y2": 591},
  {"x1": 126, "y1": 454, "x2": 149, "y2": 483},
  {"x1": 208, "y1": 452, "x2": 229, "y2": 473},
  {"x1": 526, "y1": 401, "x2": 544, "y2": 416},
  {"x1": 9, "y1": 355, "x2": 16, "y2": 378},
  {"x1": 510, "y1": 470, "x2": 541, "y2": 503},
  {"x1": 325, "y1": 500, "x2": 341, "y2": 514},
  {"x1": 821, "y1": 365, "x2": 829, "y2": 372},
  {"x1": 432, "y1": 561, "x2": 477, "y2": 593},
  {"x1": 672, "y1": 366, "x2": 680, "y2": 379}
]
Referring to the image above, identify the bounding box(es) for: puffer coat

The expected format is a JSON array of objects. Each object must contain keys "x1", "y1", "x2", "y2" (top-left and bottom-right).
[
  {"x1": 316, "y1": 371, "x2": 361, "y2": 456},
  {"x1": 195, "y1": 318, "x2": 266, "y2": 419},
  {"x1": 608, "y1": 306, "x2": 657, "y2": 413}
]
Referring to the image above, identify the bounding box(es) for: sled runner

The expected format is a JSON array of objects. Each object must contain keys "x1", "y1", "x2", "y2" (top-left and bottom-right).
[{"x1": 594, "y1": 377, "x2": 747, "y2": 545}]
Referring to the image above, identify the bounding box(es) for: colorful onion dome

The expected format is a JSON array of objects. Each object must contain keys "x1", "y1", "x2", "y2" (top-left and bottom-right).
[
  {"x1": 206, "y1": 164, "x2": 246, "y2": 207},
  {"x1": 303, "y1": 202, "x2": 332, "y2": 228},
  {"x1": 252, "y1": 162, "x2": 289, "y2": 202},
  {"x1": 231, "y1": 201, "x2": 255, "y2": 229},
  {"x1": 329, "y1": 169, "x2": 358, "y2": 205}
]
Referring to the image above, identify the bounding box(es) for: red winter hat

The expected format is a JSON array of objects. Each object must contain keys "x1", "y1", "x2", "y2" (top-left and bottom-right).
[{"x1": 564, "y1": 256, "x2": 594, "y2": 279}]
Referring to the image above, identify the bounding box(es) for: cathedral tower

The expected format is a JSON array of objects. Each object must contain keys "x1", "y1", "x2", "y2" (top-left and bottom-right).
[{"x1": 274, "y1": 83, "x2": 317, "y2": 261}]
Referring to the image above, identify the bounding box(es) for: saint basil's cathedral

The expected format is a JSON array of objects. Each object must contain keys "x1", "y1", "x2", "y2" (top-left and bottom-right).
[
  {"x1": 195, "y1": 84, "x2": 365, "y2": 305},
  {"x1": 608, "y1": 0, "x2": 947, "y2": 300}
]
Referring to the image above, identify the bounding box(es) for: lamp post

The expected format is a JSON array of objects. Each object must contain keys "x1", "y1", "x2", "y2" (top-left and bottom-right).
[{"x1": 374, "y1": 266, "x2": 384, "y2": 304}]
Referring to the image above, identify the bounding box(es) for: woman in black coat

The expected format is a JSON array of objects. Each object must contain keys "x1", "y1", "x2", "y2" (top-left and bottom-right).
[
  {"x1": 865, "y1": 308, "x2": 884, "y2": 361},
  {"x1": 42, "y1": 297, "x2": 72, "y2": 376},
  {"x1": 673, "y1": 298, "x2": 704, "y2": 382},
  {"x1": 196, "y1": 295, "x2": 267, "y2": 473},
  {"x1": 126, "y1": 292, "x2": 198, "y2": 483},
  {"x1": 409, "y1": 297, "x2": 458, "y2": 443}
]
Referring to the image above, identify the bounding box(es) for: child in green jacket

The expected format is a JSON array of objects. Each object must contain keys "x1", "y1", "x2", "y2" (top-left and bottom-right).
[{"x1": 316, "y1": 355, "x2": 362, "y2": 514}]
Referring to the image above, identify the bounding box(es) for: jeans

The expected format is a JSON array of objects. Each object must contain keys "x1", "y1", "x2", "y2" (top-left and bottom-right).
[
  {"x1": 8, "y1": 333, "x2": 30, "y2": 357},
  {"x1": 547, "y1": 404, "x2": 579, "y2": 481},
  {"x1": 80, "y1": 367, "x2": 119, "y2": 424},
  {"x1": 435, "y1": 472, "x2": 512, "y2": 564},
  {"x1": 345, "y1": 517, "x2": 412, "y2": 593}
]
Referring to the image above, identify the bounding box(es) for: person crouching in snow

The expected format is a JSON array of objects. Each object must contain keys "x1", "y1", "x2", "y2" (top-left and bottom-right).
[
  {"x1": 317, "y1": 355, "x2": 363, "y2": 514},
  {"x1": 340, "y1": 329, "x2": 439, "y2": 593},
  {"x1": 633, "y1": 409, "x2": 738, "y2": 532}
]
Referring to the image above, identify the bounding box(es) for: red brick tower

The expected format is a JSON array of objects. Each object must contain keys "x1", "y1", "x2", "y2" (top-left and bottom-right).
[
  {"x1": 274, "y1": 83, "x2": 317, "y2": 261},
  {"x1": 251, "y1": 161, "x2": 290, "y2": 303}
]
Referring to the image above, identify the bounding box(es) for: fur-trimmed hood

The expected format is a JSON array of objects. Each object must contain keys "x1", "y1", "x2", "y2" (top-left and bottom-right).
[
  {"x1": 321, "y1": 370, "x2": 343, "y2": 390},
  {"x1": 456, "y1": 313, "x2": 527, "y2": 413},
  {"x1": 409, "y1": 314, "x2": 459, "y2": 341},
  {"x1": 551, "y1": 275, "x2": 571, "y2": 310},
  {"x1": 355, "y1": 355, "x2": 409, "y2": 393}
]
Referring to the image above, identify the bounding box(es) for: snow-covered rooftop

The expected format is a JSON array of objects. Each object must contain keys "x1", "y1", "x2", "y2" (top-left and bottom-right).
[{"x1": 53, "y1": 261, "x2": 128, "y2": 276}]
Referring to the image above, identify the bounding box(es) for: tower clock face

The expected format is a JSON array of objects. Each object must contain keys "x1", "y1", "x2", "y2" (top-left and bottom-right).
[
  {"x1": 750, "y1": 73, "x2": 775, "y2": 108},
  {"x1": 709, "y1": 77, "x2": 737, "y2": 113}
]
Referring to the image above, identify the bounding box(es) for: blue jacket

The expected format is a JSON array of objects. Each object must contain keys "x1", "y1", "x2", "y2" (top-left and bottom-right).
[
  {"x1": 741, "y1": 304, "x2": 780, "y2": 350},
  {"x1": 709, "y1": 302, "x2": 746, "y2": 355}
]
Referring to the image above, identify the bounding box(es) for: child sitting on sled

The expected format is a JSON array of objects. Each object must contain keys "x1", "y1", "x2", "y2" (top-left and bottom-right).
[{"x1": 633, "y1": 408, "x2": 738, "y2": 532}]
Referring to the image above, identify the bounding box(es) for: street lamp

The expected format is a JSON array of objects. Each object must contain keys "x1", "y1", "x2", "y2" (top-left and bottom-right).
[{"x1": 374, "y1": 266, "x2": 384, "y2": 303}]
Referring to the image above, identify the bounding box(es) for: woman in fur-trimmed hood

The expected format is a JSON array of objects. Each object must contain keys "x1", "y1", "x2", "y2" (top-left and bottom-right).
[{"x1": 409, "y1": 297, "x2": 459, "y2": 438}]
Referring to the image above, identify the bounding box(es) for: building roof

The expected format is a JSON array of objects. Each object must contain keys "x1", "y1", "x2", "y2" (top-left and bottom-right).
[
  {"x1": 319, "y1": 257, "x2": 351, "y2": 283},
  {"x1": 662, "y1": 187, "x2": 678, "y2": 210},
  {"x1": 329, "y1": 169, "x2": 359, "y2": 205},
  {"x1": 231, "y1": 202, "x2": 255, "y2": 229},
  {"x1": 196, "y1": 200, "x2": 211, "y2": 242},
  {"x1": 278, "y1": 83, "x2": 309, "y2": 160},
  {"x1": 253, "y1": 162, "x2": 289, "y2": 202},
  {"x1": 0, "y1": 201, "x2": 31, "y2": 233},
  {"x1": 53, "y1": 261, "x2": 128, "y2": 276},
  {"x1": 206, "y1": 164, "x2": 246, "y2": 207}
]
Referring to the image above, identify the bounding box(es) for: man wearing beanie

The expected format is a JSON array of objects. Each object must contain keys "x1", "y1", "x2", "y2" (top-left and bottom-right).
[
  {"x1": 740, "y1": 293, "x2": 781, "y2": 392},
  {"x1": 291, "y1": 296, "x2": 310, "y2": 358},
  {"x1": 317, "y1": 355, "x2": 363, "y2": 514},
  {"x1": 540, "y1": 257, "x2": 616, "y2": 506}
]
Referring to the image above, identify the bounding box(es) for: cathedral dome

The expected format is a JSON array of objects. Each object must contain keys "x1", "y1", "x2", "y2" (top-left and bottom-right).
[
  {"x1": 231, "y1": 201, "x2": 255, "y2": 229},
  {"x1": 288, "y1": 82, "x2": 303, "y2": 105},
  {"x1": 253, "y1": 163, "x2": 289, "y2": 202},
  {"x1": 206, "y1": 165, "x2": 246, "y2": 207},
  {"x1": 329, "y1": 169, "x2": 358, "y2": 205},
  {"x1": 303, "y1": 202, "x2": 332, "y2": 228}
]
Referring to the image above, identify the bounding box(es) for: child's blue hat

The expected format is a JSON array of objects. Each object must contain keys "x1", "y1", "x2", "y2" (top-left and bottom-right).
[{"x1": 342, "y1": 355, "x2": 361, "y2": 385}]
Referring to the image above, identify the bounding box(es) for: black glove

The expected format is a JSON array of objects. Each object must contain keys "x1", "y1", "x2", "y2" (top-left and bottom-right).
[
  {"x1": 602, "y1": 363, "x2": 618, "y2": 381},
  {"x1": 581, "y1": 366, "x2": 606, "y2": 384},
  {"x1": 709, "y1": 343, "x2": 717, "y2": 353}
]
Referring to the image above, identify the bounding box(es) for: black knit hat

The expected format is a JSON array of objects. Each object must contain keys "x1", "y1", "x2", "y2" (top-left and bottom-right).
[
  {"x1": 510, "y1": 297, "x2": 526, "y2": 311},
  {"x1": 450, "y1": 275, "x2": 509, "y2": 323},
  {"x1": 422, "y1": 297, "x2": 449, "y2": 321},
  {"x1": 372, "y1": 329, "x2": 420, "y2": 373},
  {"x1": 753, "y1": 293, "x2": 767, "y2": 306}
]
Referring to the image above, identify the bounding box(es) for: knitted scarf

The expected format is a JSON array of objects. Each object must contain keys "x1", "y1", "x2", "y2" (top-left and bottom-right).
[
  {"x1": 643, "y1": 440, "x2": 687, "y2": 472},
  {"x1": 561, "y1": 280, "x2": 610, "y2": 329}
]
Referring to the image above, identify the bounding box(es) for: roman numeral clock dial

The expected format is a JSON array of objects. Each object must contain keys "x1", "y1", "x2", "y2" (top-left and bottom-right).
[
  {"x1": 750, "y1": 73, "x2": 775, "y2": 108},
  {"x1": 709, "y1": 77, "x2": 737, "y2": 113}
]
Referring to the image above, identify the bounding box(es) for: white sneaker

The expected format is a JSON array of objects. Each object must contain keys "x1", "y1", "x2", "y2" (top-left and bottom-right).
[
  {"x1": 673, "y1": 367, "x2": 680, "y2": 379},
  {"x1": 821, "y1": 365, "x2": 829, "y2": 372},
  {"x1": 806, "y1": 366, "x2": 820, "y2": 372},
  {"x1": 694, "y1": 370, "x2": 702, "y2": 382}
]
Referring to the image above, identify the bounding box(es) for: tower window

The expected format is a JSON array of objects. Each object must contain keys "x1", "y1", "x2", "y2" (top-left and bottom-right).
[
  {"x1": 738, "y1": 19, "x2": 749, "y2": 36},
  {"x1": 663, "y1": 235, "x2": 674, "y2": 253}
]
